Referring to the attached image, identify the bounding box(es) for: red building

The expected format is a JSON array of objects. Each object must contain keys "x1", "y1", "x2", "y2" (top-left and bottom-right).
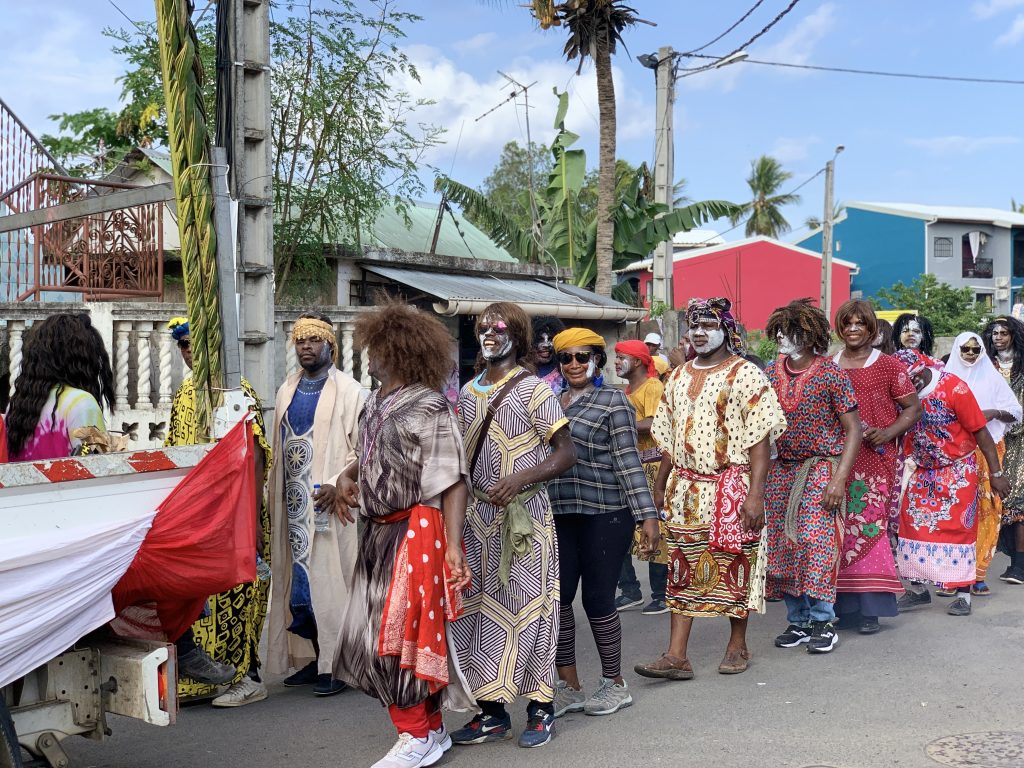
[{"x1": 618, "y1": 236, "x2": 857, "y2": 329}]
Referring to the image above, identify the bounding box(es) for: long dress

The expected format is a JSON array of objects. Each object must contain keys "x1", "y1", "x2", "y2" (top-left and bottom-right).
[
  {"x1": 995, "y1": 362, "x2": 1024, "y2": 526},
  {"x1": 450, "y1": 367, "x2": 567, "y2": 705},
  {"x1": 834, "y1": 351, "x2": 915, "y2": 618},
  {"x1": 166, "y1": 376, "x2": 272, "y2": 698},
  {"x1": 9, "y1": 385, "x2": 104, "y2": 461},
  {"x1": 764, "y1": 356, "x2": 858, "y2": 603},
  {"x1": 653, "y1": 356, "x2": 787, "y2": 617},
  {"x1": 333, "y1": 385, "x2": 474, "y2": 710},
  {"x1": 627, "y1": 375, "x2": 669, "y2": 564},
  {"x1": 897, "y1": 372, "x2": 987, "y2": 588}
]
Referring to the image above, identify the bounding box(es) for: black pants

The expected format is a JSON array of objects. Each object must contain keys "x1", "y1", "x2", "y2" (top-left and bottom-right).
[
  {"x1": 618, "y1": 553, "x2": 667, "y2": 602},
  {"x1": 554, "y1": 512, "x2": 635, "y2": 678}
]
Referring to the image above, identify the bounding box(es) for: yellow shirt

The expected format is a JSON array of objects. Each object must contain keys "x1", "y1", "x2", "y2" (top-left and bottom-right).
[{"x1": 626, "y1": 376, "x2": 664, "y2": 453}]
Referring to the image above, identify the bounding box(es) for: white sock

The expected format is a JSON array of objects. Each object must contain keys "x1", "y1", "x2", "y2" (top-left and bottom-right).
[{"x1": 961, "y1": 591, "x2": 972, "y2": 605}]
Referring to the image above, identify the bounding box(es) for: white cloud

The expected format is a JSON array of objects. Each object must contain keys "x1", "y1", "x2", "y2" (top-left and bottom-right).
[
  {"x1": 995, "y1": 13, "x2": 1024, "y2": 44},
  {"x1": 972, "y1": 0, "x2": 1024, "y2": 19},
  {"x1": 682, "y1": 2, "x2": 837, "y2": 92},
  {"x1": 906, "y1": 135, "x2": 1021, "y2": 154},
  {"x1": 453, "y1": 32, "x2": 498, "y2": 55},
  {"x1": 769, "y1": 136, "x2": 820, "y2": 165}
]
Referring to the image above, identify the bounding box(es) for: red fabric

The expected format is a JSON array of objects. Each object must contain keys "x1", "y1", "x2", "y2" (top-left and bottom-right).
[
  {"x1": 0, "y1": 416, "x2": 7, "y2": 464},
  {"x1": 388, "y1": 700, "x2": 432, "y2": 738},
  {"x1": 615, "y1": 340, "x2": 657, "y2": 378},
  {"x1": 111, "y1": 419, "x2": 257, "y2": 641},
  {"x1": 676, "y1": 464, "x2": 757, "y2": 553},
  {"x1": 378, "y1": 505, "x2": 461, "y2": 693}
]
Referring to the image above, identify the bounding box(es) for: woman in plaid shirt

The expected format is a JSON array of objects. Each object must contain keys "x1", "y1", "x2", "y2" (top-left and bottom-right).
[{"x1": 547, "y1": 327, "x2": 660, "y2": 720}]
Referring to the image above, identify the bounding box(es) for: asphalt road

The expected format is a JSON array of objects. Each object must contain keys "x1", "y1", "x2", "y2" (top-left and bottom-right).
[{"x1": 64, "y1": 553, "x2": 1024, "y2": 768}]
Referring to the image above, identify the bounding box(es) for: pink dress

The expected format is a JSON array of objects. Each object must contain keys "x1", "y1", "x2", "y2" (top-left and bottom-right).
[{"x1": 9, "y1": 385, "x2": 105, "y2": 462}]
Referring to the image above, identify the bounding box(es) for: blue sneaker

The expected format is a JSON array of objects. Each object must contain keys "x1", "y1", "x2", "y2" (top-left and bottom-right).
[
  {"x1": 450, "y1": 713, "x2": 512, "y2": 745},
  {"x1": 517, "y1": 711, "x2": 554, "y2": 748}
]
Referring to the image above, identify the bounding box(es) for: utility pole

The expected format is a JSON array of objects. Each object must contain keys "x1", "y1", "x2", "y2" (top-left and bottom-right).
[
  {"x1": 651, "y1": 46, "x2": 675, "y2": 317},
  {"x1": 819, "y1": 145, "x2": 843, "y2": 321}
]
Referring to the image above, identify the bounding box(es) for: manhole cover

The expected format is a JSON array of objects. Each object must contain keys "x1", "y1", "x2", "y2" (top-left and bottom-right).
[{"x1": 927, "y1": 731, "x2": 1024, "y2": 767}]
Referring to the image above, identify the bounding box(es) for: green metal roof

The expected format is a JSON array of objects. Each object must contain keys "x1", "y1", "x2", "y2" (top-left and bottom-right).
[{"x1": 361, "y1": 200, "x2": 516, "y2": 263}]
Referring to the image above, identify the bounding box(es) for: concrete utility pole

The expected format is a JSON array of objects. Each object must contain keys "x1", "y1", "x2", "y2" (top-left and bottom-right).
[
  {"x1": 651, "y1": 46, "x2": 676, "y2": 316},
  {"x1": 819, "y1": 145, "x2": 844, "y2": 321}
]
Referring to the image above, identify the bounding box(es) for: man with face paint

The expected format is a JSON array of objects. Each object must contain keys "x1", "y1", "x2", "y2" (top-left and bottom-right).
[
  {"x1": 634, "y1": 298, "x2": 786, "y2": 680},
  {"x1": 611, "y1": 339, "x2": 669, "y2": 614},
  {"x1": 763, "y1": 299, "x2": 862, "y2": 655},
  {"x1": 451, "y1": 302, "x2": 576, "y2": 750},
  {"x1": 532, "y1": 315, "x2": 566, "y2": 393},
  {"x1": 267, "y1": 311, "x2": 367, "y2": 697}
]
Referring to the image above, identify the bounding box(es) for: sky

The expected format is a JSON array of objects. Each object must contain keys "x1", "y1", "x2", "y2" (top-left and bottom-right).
[{"x1": 2, "y1": 0, "x2": 1024, "y2": 243}]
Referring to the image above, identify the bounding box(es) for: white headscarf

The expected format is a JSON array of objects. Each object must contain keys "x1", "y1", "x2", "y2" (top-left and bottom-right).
[{"x1": 944, "y1": 331, "x2": 1023, "y2": 441}]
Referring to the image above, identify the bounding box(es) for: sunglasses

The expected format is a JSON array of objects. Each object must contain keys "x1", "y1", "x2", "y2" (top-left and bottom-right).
[
  {"x1": 558, "y1": 351, "x2": 593, "y2": 366},
  {"x1": 960, "y1": 345, "x2": 982, "y2": 354},
  {"x1": 478, "y1": 321, "x2": 508, "y2": 335},
  {"x1": 177, "y1": 339, "x2": 191, "y2": 350}
]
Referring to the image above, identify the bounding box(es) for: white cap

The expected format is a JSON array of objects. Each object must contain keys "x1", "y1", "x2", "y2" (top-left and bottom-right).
[{"x1": 644, "y1": 332, "x2": 662, "y2": 345}]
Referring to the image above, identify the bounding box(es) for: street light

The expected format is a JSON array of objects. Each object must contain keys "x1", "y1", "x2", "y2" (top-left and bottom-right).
[
  {"x1": 820, "y1": 145, "x2": 845, "y2": 320},
  {"x1": 647, "y1": 47, "x2": 748, "y2": 333}
]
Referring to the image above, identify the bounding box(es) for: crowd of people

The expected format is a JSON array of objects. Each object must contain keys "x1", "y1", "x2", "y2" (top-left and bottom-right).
[{"x1": 4, "y1": 298, "x2": 1024, "y2": 768}]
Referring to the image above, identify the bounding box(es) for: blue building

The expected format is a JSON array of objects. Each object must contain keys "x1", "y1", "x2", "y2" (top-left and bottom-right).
[{"x1": 797, "y1": 202, "x2": 1024, "y2": 314}]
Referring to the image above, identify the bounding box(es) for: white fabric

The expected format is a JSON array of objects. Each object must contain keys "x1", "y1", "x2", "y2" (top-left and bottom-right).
[
  {"x1": 969, "y1": 231, "x2": 982, "y2": 261},
  {"x1": 0, "y1": 512, "x2": 154, "y2": 688},
  {"x1": 833, "y1": 348, "x2": 881, "y2": 368},
  {"x1": 944, "y1": 331, "x2": 1023, "y2": 441}
]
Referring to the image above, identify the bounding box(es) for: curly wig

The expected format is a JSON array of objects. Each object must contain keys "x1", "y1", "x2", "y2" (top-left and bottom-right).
[
  {"x1": 765, "y1": 298, "x2": 832, "y2": 356},
  {"x1": 353, "y1": 300, "x2": 455, "y2": 391},
  {"x1": 982, "y1": 315, "x2": 1024, "y2": 380},
  {"x1": 474, "y1": 302, "x2": 534, "y2": 372},
  {"x1": 892, "y1": 313, "x2": 934, "y2": 356},
  {"x1": 874, "y1": 319, "x2": 896, "y2": 355},
  {"x1": 834, "y1": 299, "x2": 878, "y2": 343},
  {"x1": 531, "y1": 316, "x2": 565, "y2": 346},
  {"x1": 7, "y1": 313, "x2": 115, "y2": 456}
]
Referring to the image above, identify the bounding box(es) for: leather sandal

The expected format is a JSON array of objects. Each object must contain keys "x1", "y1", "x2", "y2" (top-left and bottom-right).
[
  {"x1": 634, "y1": 653, "x2": 694, "y2": 680},
  {"x1": 718, "y1": 648, "x2": 751, "y2": 675}
]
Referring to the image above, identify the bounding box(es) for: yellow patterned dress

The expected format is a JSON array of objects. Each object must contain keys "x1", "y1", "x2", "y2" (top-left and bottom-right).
[
  {"x1": 166, "y1": 376, "x2": 272, "y2": 698},
  {"x1": 627, "y1": 376, "x2": 669, "y2": 564},
  {"x1": 652, "y1": 356, "x2": 786, "y2": 617}
]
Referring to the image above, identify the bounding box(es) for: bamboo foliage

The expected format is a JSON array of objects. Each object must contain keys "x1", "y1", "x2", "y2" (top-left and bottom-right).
[{"x1": 154, "y1": 0, "x2": 223, "y2": 439}]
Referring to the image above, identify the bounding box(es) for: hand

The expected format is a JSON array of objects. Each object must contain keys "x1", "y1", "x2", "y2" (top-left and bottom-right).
[
  {"x1": 668, "y1": 347, "x2": 686, "y2": 368},
  {"x1": 991, "y1": 475, "x2": 1011, "y2": 499},
  {"x1": 863, "y1": 426, "x2": 892, "y2": 448},
  {"x1": 488, "y1": 473, "x2": 526, "y2": 507},
  {"x1": 654, "y1": 487, "x2": 666, "y2": 518},
  {"x1": 823, "y1": 477, "x2": 847, "y2": 512},
  {"x1": 639, "y1": 518, "x2": 661, "y2": 556},
  {"x1": 446, "y1": 543, "x2": 473, "y2": 591},
  {"x1": 338, "y1": 475, "x2": 360, "y2": 508},
  {"x1": 314, "y1": 483, "x2": 355, "y2": 527},
  {"x1": 739, "y1": 494, "x2": 765, "y2": 533}
]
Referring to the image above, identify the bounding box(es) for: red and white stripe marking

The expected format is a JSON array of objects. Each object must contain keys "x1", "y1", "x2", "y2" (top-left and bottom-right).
[{"x1": 0, "y1": 444, "x2": 214, "y2": 489}]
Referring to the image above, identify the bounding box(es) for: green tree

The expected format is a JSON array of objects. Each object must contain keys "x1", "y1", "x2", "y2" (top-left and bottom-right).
[
  {"x1": 1012, "y1": 198, "x2": 1024, "y2": 213},
  {"x1": 470, "y1": 140, "x2": 553, "y2": 233},
  {"x1": 872, "y1": 273, "x2": 992, "y2": 336},
  {"x1": 730, "y1": 155, "x2": 801, "y2": 238}
]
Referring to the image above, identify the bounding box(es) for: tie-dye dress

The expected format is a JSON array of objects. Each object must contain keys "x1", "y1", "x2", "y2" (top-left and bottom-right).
[{"x1": 9, "y1": 385, "x2": 105, "y2": 461}]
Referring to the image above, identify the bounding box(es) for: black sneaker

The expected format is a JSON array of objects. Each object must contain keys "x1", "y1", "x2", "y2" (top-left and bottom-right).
[
  {"x1": 313, "y1": 674, "x2": 347, "y2": 696},
  {"x1": 998, "y1": 565, "x2": 1014, "y2": 582},
  {"x1": 896, "y1": 589, "x2": 931, "y2": 612},
  {"x1": 641, "y1": 599, "x2": 669, "y2": 615},
  {"x1": 1004, "y1": 567, "x2": 1024, "y2": 585},
  {"x1": 283, "y1": 660, "x2": 318, "y2": 687},
  {"x1": 858, "y1": 617, "x2": 881, "y2": 635},
  {"x1": 806, "y1": 621, "x2": 839, "y2": 654},
  {"x1": 614, "y1": 594, "x2": 644, "y2": 611},
  {"x1": 177, "y1": 646, "x2": 236, "y2": 685},
  {"x1": 774, "y1": 624, "x2": 811, "y2": 648},
  {"x1": 947, "y1": 597, "x2": 972, "y2": 616},
  {"x1": 451, "y1": 713, "x2": 512, "y2": 745}
]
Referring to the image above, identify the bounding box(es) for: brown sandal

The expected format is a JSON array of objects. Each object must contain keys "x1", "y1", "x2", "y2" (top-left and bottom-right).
[
  {"x1": 634, "y1": 653, "x2": 694, "y2": 680},
  {"x1": 718, "y1": 648, "x2": 751, "y2": 675}
]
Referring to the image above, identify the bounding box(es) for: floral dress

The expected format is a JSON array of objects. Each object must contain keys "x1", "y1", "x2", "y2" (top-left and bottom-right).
[{"x1": 764, "y1": 356, "x2": 858, "y2": 603}]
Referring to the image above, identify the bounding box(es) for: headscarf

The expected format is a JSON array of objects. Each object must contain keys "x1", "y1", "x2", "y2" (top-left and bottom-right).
[
  {"x1": 685, "y1": 297, "x2": 743, "y2": 352},
  {"x1": 614, "y1": 339, "x2": 657, "y2": 378},
  {"x1": 167, "y1": 316, "x2": 189, "y2": 341},
  {"x1": 291, "y1": 317, "x2": 338, "y2": 363},
  {"x1": 552, "y1": 327, "x2": 605, "y2": 353},
  {"x1": 653, "y1": 356, "x2": 670, "y2": 376},
  {"x1": 894, "y1": 348, "x2": 927, "y2": 377},
  {"x1": 944, "y1": 331, "x2": 1022, "y2": 441}
]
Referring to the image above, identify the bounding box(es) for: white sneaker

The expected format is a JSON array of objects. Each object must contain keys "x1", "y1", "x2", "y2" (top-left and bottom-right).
[
  {"x1": 430, "y1": 724, "x2": 452, "y2": 752},
  {"x1": 583, "y1": 677, "x2": 633, "y2": 716},
  {"x1": 210, "y1": 678, "x2": 268, "y2": 708},
  {"x1": 370, "y1": 733, "x2": 443, "y2": 768}
]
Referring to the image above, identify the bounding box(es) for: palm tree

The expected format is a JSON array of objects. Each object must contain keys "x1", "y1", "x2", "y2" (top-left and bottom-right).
[
  {"x1": 529, "y1": 1, "x2": 649, "y2": 296},
  {"x1": 730, "y1": 155, "x2": 801, "y2": 238}
]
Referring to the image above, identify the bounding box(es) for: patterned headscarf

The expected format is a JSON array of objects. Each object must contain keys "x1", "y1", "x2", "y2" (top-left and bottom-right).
[
  {"x1": 894, "y1": 348, "x2": 927, "y2": 376},
  {"x1": 167, "y1": 316, "x2": 189, "y2": 341},
  {"x1": 685, "y1": 297, "x2": 743, "y2": 352}
]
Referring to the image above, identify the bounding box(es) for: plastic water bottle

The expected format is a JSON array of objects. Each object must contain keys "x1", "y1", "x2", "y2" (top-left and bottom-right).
[
  {"x1": 255, "y1": 554, "x2": 271, "y2": 581},
  {"x1": 313, "y1": 483, "x2": 330, "y2": 533}
]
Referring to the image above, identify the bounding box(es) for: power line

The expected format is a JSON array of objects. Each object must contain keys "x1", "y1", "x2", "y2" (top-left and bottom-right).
[
  {"x1": 681, "y1": 0, "x2": 767, "y2": 55},
  {"x1": 684, "y1": 53, "x2": 1024, "y2": 85},
  {"x1": 678, "y1": 0, "x2": 802, "y2": 78},
  {"x1": 107, "y1": 0, "x2": 145, "y2": 30}
]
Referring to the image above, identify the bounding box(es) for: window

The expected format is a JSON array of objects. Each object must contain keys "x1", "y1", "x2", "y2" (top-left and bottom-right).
[
  {"x1": 1013, "y1": 233, "x2": 1024, "y2": 278},
  {"x1": 976, "y1": 292, "x2": 994, "y2": 309},
  {"x1": 963, "y1": 232, "x2": 992, "y2": 278},
  {"x1": 934, "y1": 236, "x2": 953, "y2": 258}
]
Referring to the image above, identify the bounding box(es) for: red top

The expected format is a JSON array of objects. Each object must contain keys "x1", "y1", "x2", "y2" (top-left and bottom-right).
[
  {"x1": 843, "y1": 352, "x2": 917, "y2": 459},
  {"x1": 903, "y1": 371, "x2": 987, "y2": 468},
  {"x1": 0, "y1": 415, "x2": 7, "y2": 464}
]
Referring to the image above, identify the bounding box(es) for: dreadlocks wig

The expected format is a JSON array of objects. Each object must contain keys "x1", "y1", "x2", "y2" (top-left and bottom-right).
[
  {"x1": 892, "y1": 313, "x2": 935, "y2": 356},
  {"x1": 765, "y1": 298, "x2": 832, "y2": 356},
  {"x1": 6, "y1": 313, "x2": 115, "y2": 456},
  {"x1": 685, "y1": 297, "x2": 743, "y2": 352},
  {"x1": 983, "y1": 315, "x2": 1024, "y2": 380}
]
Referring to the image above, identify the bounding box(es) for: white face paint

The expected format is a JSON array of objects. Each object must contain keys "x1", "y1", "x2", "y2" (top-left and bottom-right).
[
  {"x1": 614, "y1": 354, "x2": 633, "y2": 378},
  {"x1": 478, "y1": 316, "x2": 513, "y2": 361},
  {"x1": 901, "y1": 320, "x2": 922, "y2": 349},
  {"x1": 586, "y1": 360, "x2": 597, "y2": 380},
  {"x1": 689, "y1": 326, "x2": 725, "y2": 355},
  {"x1": 777, "y1": 333, "x2": 803, "y2": 360}
]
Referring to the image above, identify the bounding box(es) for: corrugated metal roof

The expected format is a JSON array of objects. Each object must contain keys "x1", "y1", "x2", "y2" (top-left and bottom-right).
[
  {"x1": 137, "y1": 148, "x2": 173, "y2": 176},
  {"x1": 850, "y1": 202, "x2": 1024, "y2": 228},
  {"x1": 362, "y1": 201, "x2": 516, "y2": 263}
]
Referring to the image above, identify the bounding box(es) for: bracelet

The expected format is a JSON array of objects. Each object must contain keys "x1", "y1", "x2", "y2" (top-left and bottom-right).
[{"x1": 992, "y1": 470, "x2": 1005, "y2": 478}]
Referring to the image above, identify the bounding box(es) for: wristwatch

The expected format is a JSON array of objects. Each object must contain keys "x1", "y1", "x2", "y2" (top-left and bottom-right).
[{"x1": 992, "y1": 470, "x2": 1005, "y2": 478}]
